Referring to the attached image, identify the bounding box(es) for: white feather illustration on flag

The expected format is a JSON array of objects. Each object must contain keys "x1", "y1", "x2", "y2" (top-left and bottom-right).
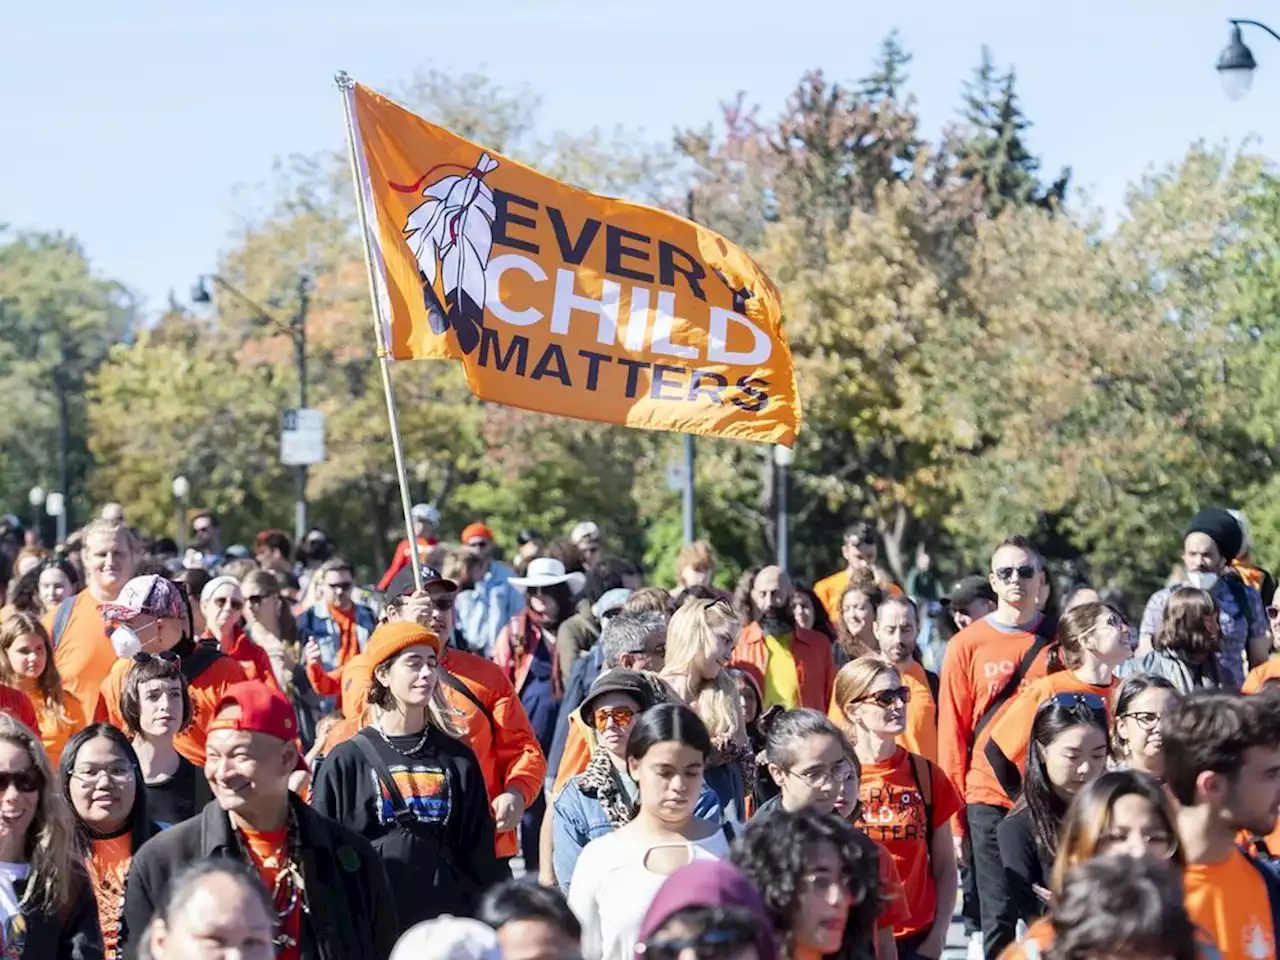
[{"x1": 401, "y1": 153, "x2": 499, "y2": 354}]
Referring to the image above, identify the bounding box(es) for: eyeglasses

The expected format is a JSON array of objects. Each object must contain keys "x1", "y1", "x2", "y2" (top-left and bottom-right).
[
  {"x1": 71, "y1": 765, "x2": 134, "y2": 786},
  {"x1": 211, "y1": 597, "x2": 244, "y2": 610},
  {"x1": 994, "y1": 564, "x2": 1038, "y2": 583},
  {"x1": 132, "y1": 651, "x2": 179, "y2": 665},
  {"x1": 325, "y1": 581, "x2": 354, "y2": 592},
  {"x1": 638, "y1": 927, "x2": 754, "y2": 959},
  {"x1": 466, "y1": 540, "x2": 491, "y2": 550},
  {"x1": 787, "y1": 759, "x2": 853, "y2": 789},
  {"x1": 0, "y1": 769, "x2": 44, "y2": 794},
  {"x1": 856, "y1": 686, "x2": 911, "y2": 709},
  {"x1": 1118, "y1": 711, "x2": 1163, "y2": 732},
  {"x1": 1049, "y1": 691, "x2": 1108, "y2": 713},
  {"x1": 592, "y1": 707, "x2": 636, "y2": 732},
  {"x1": 799, "y1": 870, "x2": 866, "y2": 905}
]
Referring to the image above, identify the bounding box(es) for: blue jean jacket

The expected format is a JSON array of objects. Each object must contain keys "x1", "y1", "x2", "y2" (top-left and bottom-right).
[{"x1": 551, "y1": 776, "x2": 722, "y2": 891}]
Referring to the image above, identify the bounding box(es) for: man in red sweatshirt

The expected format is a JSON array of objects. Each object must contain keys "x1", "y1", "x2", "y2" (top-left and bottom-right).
[{"x1": 938, "y1": 535, "x2": 1053, "y2": 959}]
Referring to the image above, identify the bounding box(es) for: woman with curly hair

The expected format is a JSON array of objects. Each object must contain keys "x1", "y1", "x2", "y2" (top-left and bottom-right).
[
  {"x1": 732, "y1": 807, "x2": 883, "y2": 960},
  {"x1": 661, "y1": 599, "x2": 752, "y2": 820}
]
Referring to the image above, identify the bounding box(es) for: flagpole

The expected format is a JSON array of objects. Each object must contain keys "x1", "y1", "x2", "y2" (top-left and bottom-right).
[{"x1": 335, "y1": 70, "x2": 423, "y2": 592}]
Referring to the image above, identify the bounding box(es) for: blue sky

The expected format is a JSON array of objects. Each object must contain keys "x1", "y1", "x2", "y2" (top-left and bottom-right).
[{"x1": 3, "y1": 0, "x2": 1278, "y2": 317}]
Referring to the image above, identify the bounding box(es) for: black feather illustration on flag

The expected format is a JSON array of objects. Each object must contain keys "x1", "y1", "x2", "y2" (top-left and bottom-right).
[{"x1": 400, "y1": 153, "x2": 499, "y2": 355}]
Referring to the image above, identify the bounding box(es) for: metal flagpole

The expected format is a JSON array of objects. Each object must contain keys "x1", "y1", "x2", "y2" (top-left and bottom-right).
[{"x1": 335, "y1": 70, "x2": 424, "y2": 591}]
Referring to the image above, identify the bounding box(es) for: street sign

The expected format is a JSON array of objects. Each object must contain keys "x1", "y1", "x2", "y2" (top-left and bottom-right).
[
  {"x1": 281, "y1": 408, "x2": 326, "y2": 466},
  {"x1": 666, "y1": 460, "x2": 687, "y2": 492}
]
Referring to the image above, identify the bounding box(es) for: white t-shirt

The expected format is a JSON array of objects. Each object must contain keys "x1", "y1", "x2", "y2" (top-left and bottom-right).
[{"x1": 567, "y1": 826, "x2": 730, "y2": 960}]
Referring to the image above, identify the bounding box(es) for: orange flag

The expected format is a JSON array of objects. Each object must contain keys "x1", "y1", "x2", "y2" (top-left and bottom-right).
[{"x1": 347, "y1": 82, "x2": 801, "y2": 446}]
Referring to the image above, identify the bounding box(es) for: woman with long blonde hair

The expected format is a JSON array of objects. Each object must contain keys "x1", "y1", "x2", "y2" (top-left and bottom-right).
[
  {"x1": 0, "y1": 713, "x2": 100, "y2": 955},
  {"x1": 836, "y1": 656, "x2": 961, "y2": 960},
  {"x1": 0, "y1": 610, "x2": 86, "y2": 768},
  {"x1": 661, "y1": 598, "x2": 751, "y2": 821}
]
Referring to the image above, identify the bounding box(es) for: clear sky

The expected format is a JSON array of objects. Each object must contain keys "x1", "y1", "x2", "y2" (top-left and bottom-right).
[{"x1": 3, "y1": 0, "x2": 1278, "y2": 318}]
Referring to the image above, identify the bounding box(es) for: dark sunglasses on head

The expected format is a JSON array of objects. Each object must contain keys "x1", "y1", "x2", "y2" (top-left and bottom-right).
[
  {"x1": 132, "y1": 651, "x2": 179, "y2": 665},
  {"x1": 638, "y1": 927, "x2": 754, "y2": 960},
  {"x1": 857, "y1": 686, "x2": 911, "y2": 709},
  {"x1": 1049, "y1": 691, "x2": 1108, "y2": 713},
  {"x1": 0, "y1": 768, "x2": 44, "y2": 794},
  {"x1": 994, "y1": 564, "x2": 1038, "y2": 583}
]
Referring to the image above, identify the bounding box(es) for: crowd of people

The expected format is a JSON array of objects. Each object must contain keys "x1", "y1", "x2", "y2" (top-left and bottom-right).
[{"x1": 0, "y1": 501, "x2": 1277, "y2": 960}]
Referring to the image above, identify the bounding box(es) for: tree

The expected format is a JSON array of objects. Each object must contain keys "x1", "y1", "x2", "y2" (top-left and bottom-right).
[
  {"x1": 0, "y1": 231, "x2": 135, "y2": 532},
  {"x1": 951, "y1": 47, "x2": 1069, "y2": 216},
  {"x1": 859, "y1": 30, "x2": 914, "y2": 105}
]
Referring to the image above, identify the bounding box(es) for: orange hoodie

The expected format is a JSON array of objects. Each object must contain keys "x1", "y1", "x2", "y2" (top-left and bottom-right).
[
  {"x1": 985, "y1": 672, "x2": 1118, "y2": 802},
  {"x1": 937, "y1": 615, "x2": 1052, "y2": 831}
]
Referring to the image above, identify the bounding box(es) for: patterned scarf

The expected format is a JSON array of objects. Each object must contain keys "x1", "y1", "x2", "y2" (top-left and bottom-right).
[{"x1": 576, "y1": 747, "x2": 634, "y2": 829}]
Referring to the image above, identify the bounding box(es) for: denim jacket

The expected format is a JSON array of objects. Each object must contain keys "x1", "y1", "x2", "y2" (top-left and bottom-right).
[
  {"x1": 551, "y1": 774, "x2": 722, "y2": 891},
  {"x1": 295, "y1": 602, "x2": 377, "y2": 670}
]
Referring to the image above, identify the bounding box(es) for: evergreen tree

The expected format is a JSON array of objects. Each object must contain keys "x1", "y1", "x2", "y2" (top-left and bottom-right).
[
  {"x1": 953, "y1": 47, "x2": 1070, "y2": 215},
  {"x1": 859, "y1": 30, "x2": 913, "y2": 105}
]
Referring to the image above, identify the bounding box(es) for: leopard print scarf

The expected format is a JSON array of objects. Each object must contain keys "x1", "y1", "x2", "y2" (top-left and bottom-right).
[{"x1": 575, "y1": 747, "x2": 635, "y2": 829}]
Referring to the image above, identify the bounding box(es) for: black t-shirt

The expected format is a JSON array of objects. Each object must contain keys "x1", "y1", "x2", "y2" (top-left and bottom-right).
[{"x1": 144, "y1": 757, "x2": 211, "y2": 830}]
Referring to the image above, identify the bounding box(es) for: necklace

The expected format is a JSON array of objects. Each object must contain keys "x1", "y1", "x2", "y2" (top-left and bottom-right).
[
  {"x1": 374, "y1": 719, "x2": 431, "y2": 755},
  {"x1": 230, "y1": 811, "x2": 309, "y2": 951}
]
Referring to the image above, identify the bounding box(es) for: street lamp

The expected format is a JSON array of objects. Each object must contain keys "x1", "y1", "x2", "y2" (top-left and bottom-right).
[
  {"x1": 27, "y1": 486, "x2": 43, "y2": 544},
  {"x1": 1217, "y1": 19, "x2": 1280, "y2": 100},
  {"x1": 172, "y1": 475, "x2": 189, "y2": 552},
  {"x1": 773, "y1": 445, "x2": 795, "y2": 573},
  {"x1": 192, "y1": 272, "x2": 312, "y2": 541}
]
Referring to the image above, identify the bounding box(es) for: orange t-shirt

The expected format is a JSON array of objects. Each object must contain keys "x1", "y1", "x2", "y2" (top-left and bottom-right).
[
  {"x1": 88, "y1": 833, "x2": 132, "y2": 957},
  {"x1": 937, "y1": 616, "x2": 1052, "y2": 829},
  {"x1": 46, "y1": 591, "x2": 119, "y2": 719},
  {"x1": 0, "y1": 684, "x2": 38, "y2": 737},
  {"x1": 873, "y1": 837, "x2": 912, "y2": 931},
  {"x1": 814, "y1": 569, "x2": 904, "y2": 623},
  {"x1": 985, "y1": 672, "x2": 1118, "y2": 802},
  {"x1": 95, "y1": 653, "x2": 249, "y2": 766},
  {"x1": 1185, "y1": 848, "x2": 1277, "y2": 960},
  {"x1": 899, "y1": 660, "x2": 938, "y2": 764},
  {"x1": 22, "y1": 683, "x2": 86, "y2": 768},
  {"x1": 857, "y1": 750, "x2": 963, "y2": 938},
  {"x1": 241, "y1": 824, "x2": 300, "y2": 960},
  {"x1": 1244, "y1": 659, "x2": 1280, "y2": 694}
]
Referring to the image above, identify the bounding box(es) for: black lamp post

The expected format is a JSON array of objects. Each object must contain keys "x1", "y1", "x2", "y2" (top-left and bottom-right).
[
  {"x1": 192, "y1": 273, "x2": 312, "y2": 541},
  {"x1": 1218, "y1": 19, "x2": 1280, "y2": 99}
]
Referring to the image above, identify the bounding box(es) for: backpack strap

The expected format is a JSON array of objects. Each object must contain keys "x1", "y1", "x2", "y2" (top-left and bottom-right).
[
  {"x1": 180, "y1": 641, "x2": 224, "y2": 685},
  {"x1": 970, "y1": 621, "x2": 1054, "y2": 750},
  {"x1": 352, "y1": 731, "x2": 417, "y2": 827},
  {"x1": 907, "y1": 753, "x2": 935, "y2": 870},
  {"x1": 438, "y1": 670, "x2": 498, "y2": 742},
  {"x1": 50, "y1": 597, "x2": 76, "y2": 651}
]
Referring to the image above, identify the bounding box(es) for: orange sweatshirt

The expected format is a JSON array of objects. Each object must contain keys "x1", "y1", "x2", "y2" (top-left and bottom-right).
[
  {"x1": 985, "y1": 672, "x2": 1118, "y2": 802},
  {"x1": 937, "y1": 615, "x2": 1051, "y2": 831}
]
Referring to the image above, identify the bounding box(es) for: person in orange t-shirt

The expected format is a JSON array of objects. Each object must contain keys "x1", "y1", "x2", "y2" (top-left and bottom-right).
[
  {"x1": 864, "y1": 595, "x2": 938, "y2": 762},
  {"x1": 814, "y1": 522, "x2": 903, "y2": 624},
  {"x1": 937, "y1": 536, "x2": 1053, "y2": 960},
  {"x1": 0, "y1": 610, "x2": 85, "y2": 766},
  {"x1": 200, "y1": 576, "x2": 282, "y2": 695},
  {"x1": 840, "y1": 658, "x2": 962, "y2": 958},
  {"x1": 45, "y1": 518, "x2": 137, "y2": 718},
  {"x1": 1166, "y1": 690, "x2": 1280, "y2": 960},
  {"x1": 94, "y1": 573, "x2": 249, "y2": 766},
  {"x1": 986, "y1": 601, "x2": 1132, "y2": 801}
]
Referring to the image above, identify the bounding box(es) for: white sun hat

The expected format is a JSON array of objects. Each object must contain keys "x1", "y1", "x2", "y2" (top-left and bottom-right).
[
  {"x1": 509, "y1": 556, "x2": 587, "y2": 595},
  {"x1": 389, "y1": 917, "x2": 501, "y2": 960}
]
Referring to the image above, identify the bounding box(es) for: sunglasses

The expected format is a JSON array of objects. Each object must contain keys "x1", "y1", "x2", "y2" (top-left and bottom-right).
[
  {"x1": 857, "y1": 686, "x2": 911, "y2": 709},
  {"x1": 0, "y1": 768, "x2": 44, "y2": 794},
  {"x1": 638, "y1": 928, "x2": 753, "y2": 960},
  {"x1": 325, "y1": 581, "x2": 354, "y2": 591},
  {"x1": 429, "y1": 598, "x2": 455, "y2": 612},
  {"x1": 994, "y1": 564, "x2": 1038, "y2": 583},
  {"x1": 211, "y1": 597, "x2": 244, "y2": 610},
  {"x1": 244, "y1": 595, "x2": 270, "y2": 607},
  {"x1": 466, "y1": 540, "x2": 491, "y2": 549},
  {"x1": 132, "y1": 651, "x2": 179, "y2": 665},
  {"x1": 592, "y1": 707, "x2": 636, "y2": 732},
  {"x1": 1050, "y1": 691, "x2": 1108, "y2": 713}
]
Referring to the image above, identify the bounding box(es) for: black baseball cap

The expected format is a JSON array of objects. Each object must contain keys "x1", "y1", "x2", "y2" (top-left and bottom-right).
[
  {"x1": 385, "y1": 564, "x2": 458, "y2": 603},
  {"x1": 944, "y1": 575, "x2": 997, "y2": 608}
]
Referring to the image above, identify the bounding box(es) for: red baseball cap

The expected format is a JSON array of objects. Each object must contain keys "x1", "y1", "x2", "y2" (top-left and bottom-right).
[{"x1": 209, "y1": 681, "x2": 298, "y2": 742}]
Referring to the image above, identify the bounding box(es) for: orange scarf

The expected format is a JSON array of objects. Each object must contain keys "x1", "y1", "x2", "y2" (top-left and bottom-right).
[{"x1": 329, "y1": 604, "x2": 361, "y2": 668}]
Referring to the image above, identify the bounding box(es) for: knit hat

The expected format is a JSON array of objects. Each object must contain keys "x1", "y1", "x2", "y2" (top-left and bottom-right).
[
  {"x1": 1185, "y1": 507, "x2": 1244, "y2": 562},
  {"x1": 365, "y1": 621, "x2": 441, "y2": 669},
  {"x1": 461, "y1": 523, "x2": 495, "y2": 545}
]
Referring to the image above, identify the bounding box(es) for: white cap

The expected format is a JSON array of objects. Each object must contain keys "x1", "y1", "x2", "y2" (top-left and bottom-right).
[
  {"x1": 390, "y1": 917, "x2": 501, "y2": 960},
  {"x1": 570, "y1": 521, "x2": 600, "y2": 545},
  {"x1": 411, "y1": 503, "x2": 440, "y2": 525}
]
